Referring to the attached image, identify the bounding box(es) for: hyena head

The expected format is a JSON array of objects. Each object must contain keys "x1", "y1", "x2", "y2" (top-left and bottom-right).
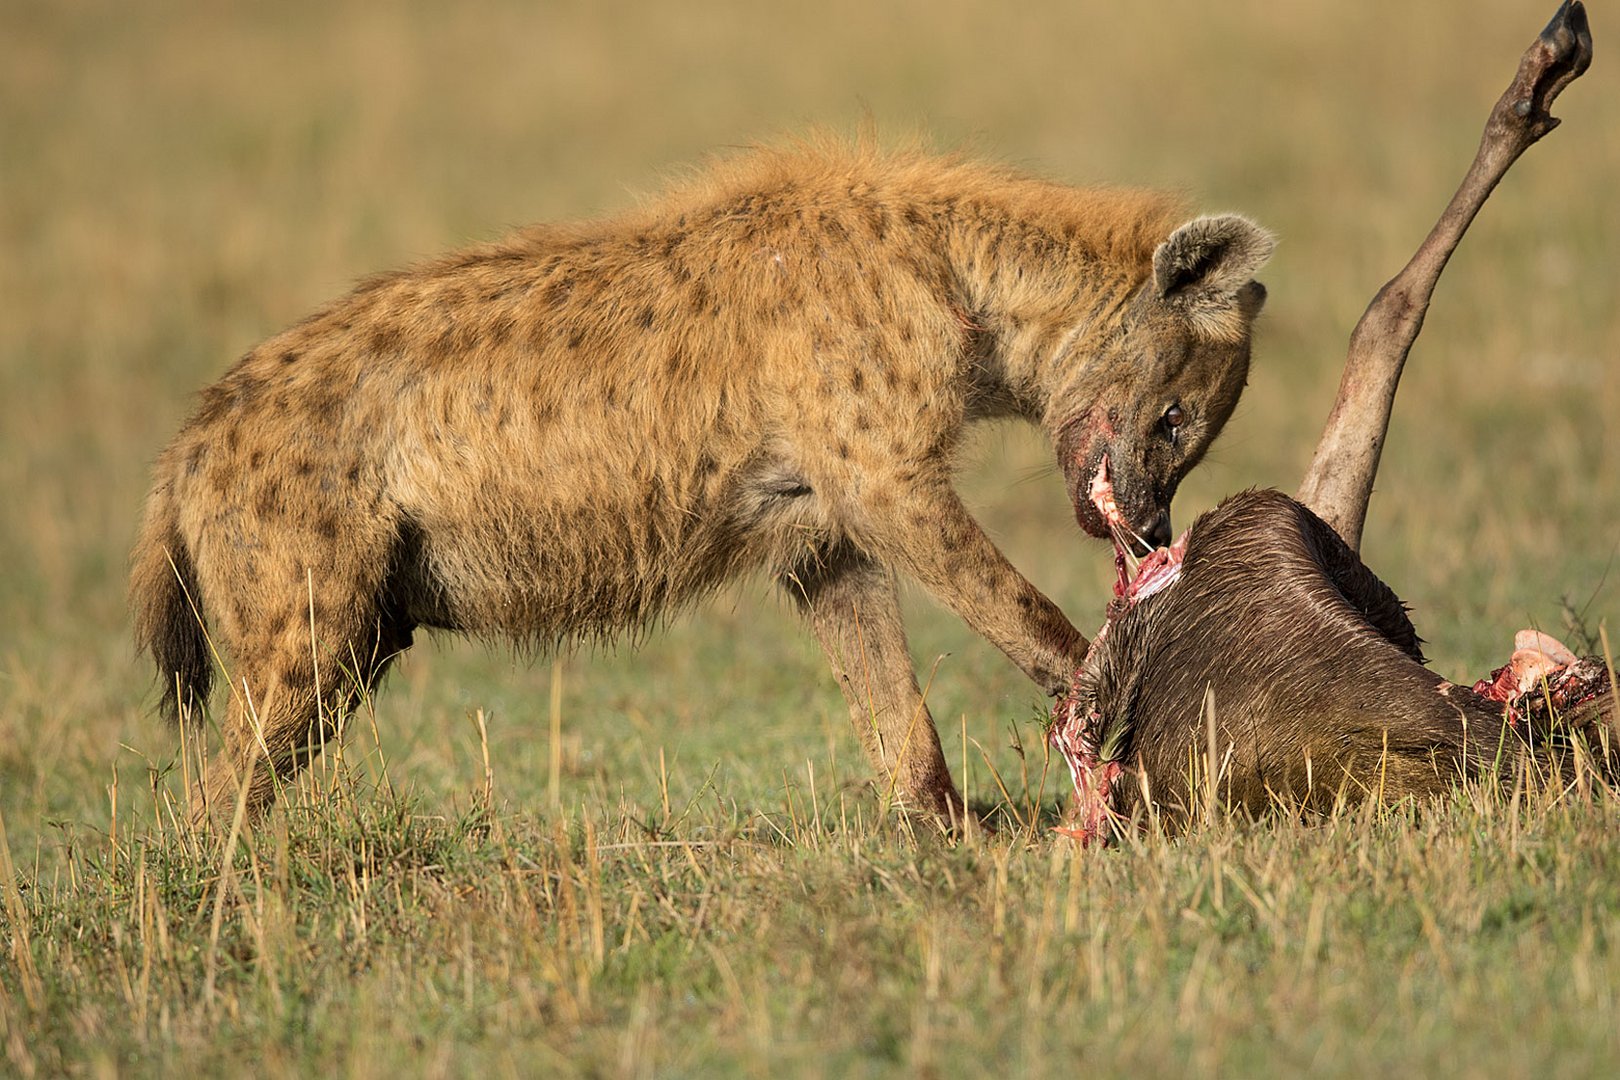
[{"x1": 1054, "y1": 214, "x2": 1274, "y2": 550}]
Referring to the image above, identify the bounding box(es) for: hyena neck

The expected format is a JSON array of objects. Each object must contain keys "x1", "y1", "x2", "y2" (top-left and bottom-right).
[{"x1": 922, "y1": 181, "x2": 1177, "y2": 428}]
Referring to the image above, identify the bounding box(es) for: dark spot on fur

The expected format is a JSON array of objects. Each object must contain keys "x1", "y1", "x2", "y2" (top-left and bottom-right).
[
  {"x1": 639, "y1": 307, "x2": 656, "y2": 331},
  {"x1": 280, "y1": 350, "x2": 299, "y2": 365},
  {"x1": 853, "y1": 410, "x2": 871, "y2": 432},
  {"x1": 255, "y1": 479, "x2": 282, "y2": 517},
  {"x1": 250, "y1": 450, "x2": 265, "y2": 470},
  {"x1": 666, "y1": 349, "x2": 683, "y2": 378},
  {"x1": 850, "y1": 369, "x2": 865, "y2": 393},
  {"x1": 310, "y1": 390, "x2": 342, "y2": 425},
  {"x1": 837, "y1": 440, "x2": 850, "y2": 460},
  {"x1": 296, "y1": 460, "x2": 315, "y2": 477},
  {"x1": 211, "y1": 461, "x2": 238, "y2": 492},
  {"x1": 368, "y1": 326, "x2": 403, "y2": 356},
  {"x1": 432, "y1": 328, "x2": 467, "y2": 359},
  {"x1": 867, "y1": 204, "x2": 889, "y2": 240},
  {"x1": 234, "y1": 376, "x2": 264, "y2": 409},
  {"x1": 883, "y1": 369, "x2": 899, "y2": 391},
  {"x1": 567, "y1": 329, "x2": 584, "y2": 350},
  {"x1": 689, "y1": 281, "x2": 710, "y2": 314},
  {"x1": 346, "y1": 462, "x2": 361, "y2": 484},
  {"x1": 316, "y1": 515, "x2": 339, "y2": 540},
  {"x1": 898, "y1": 324, "x2": 915, "y2": 346}
]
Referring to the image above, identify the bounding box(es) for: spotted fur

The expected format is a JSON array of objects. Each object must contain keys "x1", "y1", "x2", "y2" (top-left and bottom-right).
[{"x1": 130, "y1": 140, "x2": 1271, "y2": 823}]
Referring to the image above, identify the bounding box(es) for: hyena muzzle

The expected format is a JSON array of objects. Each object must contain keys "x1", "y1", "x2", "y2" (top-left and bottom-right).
[{"x1": 130, "y1": 143, "x2": 1272, "y2": 827}]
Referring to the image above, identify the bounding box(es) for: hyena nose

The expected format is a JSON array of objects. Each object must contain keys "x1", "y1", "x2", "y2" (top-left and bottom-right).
[{"x1": 1138, "y1": 510, "x2": 1173, "y2": 553}]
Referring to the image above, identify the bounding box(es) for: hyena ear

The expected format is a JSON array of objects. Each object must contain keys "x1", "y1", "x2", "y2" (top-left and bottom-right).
[{"x1": 1152, "y1": 215, "x2": 1276, "y2": 339}]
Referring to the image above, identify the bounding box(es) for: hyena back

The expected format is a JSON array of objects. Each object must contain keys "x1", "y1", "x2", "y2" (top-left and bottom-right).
[{"x1": 131, "y1": 142, "x2": 1273, "y2": 824}]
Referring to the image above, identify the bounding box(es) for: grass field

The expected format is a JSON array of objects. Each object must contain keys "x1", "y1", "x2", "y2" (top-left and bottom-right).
[{"x1": 4, "y1": 0, "x2": 1620, "y2": 1075}]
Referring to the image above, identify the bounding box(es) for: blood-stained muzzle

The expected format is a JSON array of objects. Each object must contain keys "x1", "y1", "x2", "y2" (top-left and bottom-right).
[{"x1": 1058, "y1": 433, "x2": 1170, "y2": 556}]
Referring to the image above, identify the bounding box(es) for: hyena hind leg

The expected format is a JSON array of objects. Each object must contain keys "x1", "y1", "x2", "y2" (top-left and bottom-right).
[
  {"x1": 781, "y1": 540, "x2": 966, "y2": 831},
  {"x1": 194, "y1": 599, "x2": 414, "y2": 825}
]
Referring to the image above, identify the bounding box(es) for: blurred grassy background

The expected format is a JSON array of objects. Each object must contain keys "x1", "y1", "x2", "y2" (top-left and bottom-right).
[{"x1": 2, "y1": 1, "x2": 1618, "y2": 1073}]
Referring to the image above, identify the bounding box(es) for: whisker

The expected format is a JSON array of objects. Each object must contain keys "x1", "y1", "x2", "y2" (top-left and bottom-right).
[
  {"x1": 1109, "y1": 523, "x2": 1142, "y2": 575},
  {"x1": 1113, "y1": 520, "x2": 1153, "y2": 559}
]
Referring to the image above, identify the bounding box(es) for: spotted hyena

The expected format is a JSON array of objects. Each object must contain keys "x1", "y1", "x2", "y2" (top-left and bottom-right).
[{"x1": 130, "y1": 141, "x2": 1272, "y2": 826}]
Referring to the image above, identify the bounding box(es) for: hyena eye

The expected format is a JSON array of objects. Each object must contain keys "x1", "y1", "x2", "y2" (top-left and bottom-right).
[{"x1": 1162, "y1": 404, "x2": 1186, "y2": 440}]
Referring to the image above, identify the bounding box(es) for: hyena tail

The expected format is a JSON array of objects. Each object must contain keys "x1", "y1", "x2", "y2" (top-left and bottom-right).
[{"x1": 130, "y1": 479, "x2": 212, "y2": 724}]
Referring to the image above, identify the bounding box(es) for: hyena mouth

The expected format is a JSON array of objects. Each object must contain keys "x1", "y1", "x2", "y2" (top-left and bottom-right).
[
  {"x1": 1087, "y1": 454, "x2": 1185, "y2": 604},
  {"x1": 1057, "y1": 416, "x2": 1120, "y2": 543},
  {"x1": 1048, "y1": 454, "x2": 1188, "y2": 845}
]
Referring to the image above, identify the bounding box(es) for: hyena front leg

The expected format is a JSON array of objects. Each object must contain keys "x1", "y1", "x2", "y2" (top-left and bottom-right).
[
  {"x1": 864, "y1": 477, "x2": 1087, "y2": 697},
  {"x1": 781, "y1": 540, "x2": 965, "y2": 828}
]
